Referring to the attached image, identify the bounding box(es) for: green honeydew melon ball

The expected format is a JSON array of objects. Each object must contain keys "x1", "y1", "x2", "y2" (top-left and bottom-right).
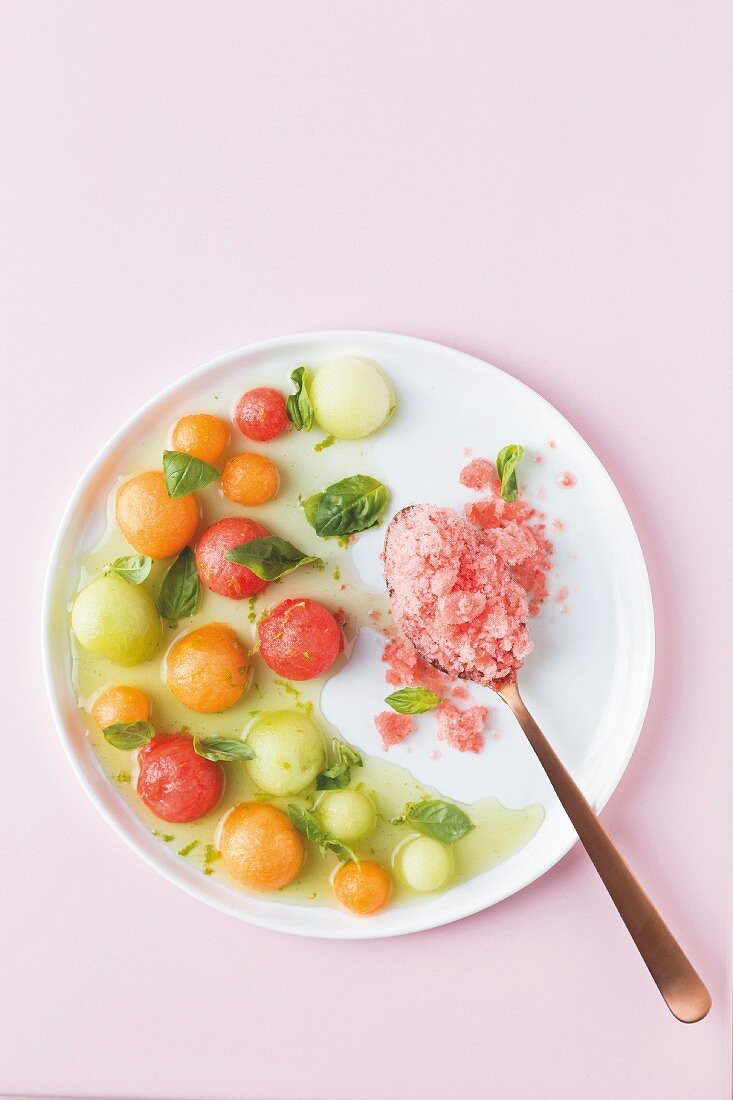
[
  {"x1": 71, "y1": 573, "x2": 162, "y2": 667},
  {"x1": 310, "y1": 356, "x2": 394, "y2": 440},
  {"x1": 396, "y1": 835, "x2": 454, "y2": 892},
  {"x1": 317, "y1": 789, "x2": 376, "y2": 842},
  {"x1": 245, "y1": 710, "x2": 326, "y2": 796}
]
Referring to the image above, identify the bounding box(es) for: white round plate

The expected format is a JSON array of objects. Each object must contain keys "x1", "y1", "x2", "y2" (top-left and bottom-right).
[{"x1": 43, "y1": 331, "x2": 654, "y2": 938}]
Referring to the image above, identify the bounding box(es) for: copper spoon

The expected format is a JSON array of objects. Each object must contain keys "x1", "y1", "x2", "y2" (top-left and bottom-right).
[
  {"x1": 495, "y1": 678, "x2": 710, "y2": 1023},
  {"x1": 384, "y1": 510, "x2": 711, "y2": 1023}
]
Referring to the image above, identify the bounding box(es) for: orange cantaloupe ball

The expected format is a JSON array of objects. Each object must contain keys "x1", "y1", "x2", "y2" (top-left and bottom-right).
[
  {"x1": 171, "y1": 414, "x2": 230, "y2": 465},
  {"x1": 166, "y1": 622, "x2": 250, "y2": 713},
  {"x1": 220, "y1": 802, "x2": 304, "y2": 890},
  {"x1": 332, "y1": 860, "x2": 391, "y2": 915},
  {"x1": 220, "y1": 453, "x2": 279, "y2": 506},
  {"x1": 116, "y1": 471, "x2": 199, "y2": 559},
  {"x1": 91, "y1": 685, "x2": 151, "y2": 729}
]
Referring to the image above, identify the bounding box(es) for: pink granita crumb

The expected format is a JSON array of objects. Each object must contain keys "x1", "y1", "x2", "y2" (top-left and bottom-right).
[
  {"x1": 548, "y1": 439, "x2": 557, "y2": 449},
  {"x1": 554, "y1": 585, "x2": 570, "y2": 603},
  {"x1": 429, "y1": 749, "x2": 442, "y2": 760},
  {"x1": 375, "y1": 711, "x2": 413, "y2": 750},
  {"x1": 459, "y1": 457, "x2": 499, "y2": 492},
  {"x1": 552, "y1": 518, "x2": 565, "y2": 532},
  {"x1": 369, "y1": 608, "x2": 382, "y2": 623},
  {"x1": 535, "y1": 487, "x2": 547, "y2": 500},
  {"x1": 436, "y1": 701, "x2": 487, "y2": 754},
  {"x1": 452, "y1": 684, "x2": 469, "y2": 700},
  {"x1": 557, "y1": 470, "x2": 577, "y2": 488},
  {"x1": 382, "y1": 635, "x2": 447, "y2": 694},
  {"x1": 534, "y1": 454, "x2": 544, "y2": 464},
  {"x1": 462, "y1": 446, "x2": 472, "y2": 456}
]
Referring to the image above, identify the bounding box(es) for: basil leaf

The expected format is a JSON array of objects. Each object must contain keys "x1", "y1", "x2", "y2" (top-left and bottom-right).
[
  {"x1": 157, "y1": 547, "x2": 201, "y2": 627},
  {"x1": 302, "y1": 475, "x2": 389, "y2": 539},
  {"x1": 316, "y1": 739, "x2": 363, "y2": 790},
  {"x1": 399, "y1": 800, "x2": 473, "y2": 844},
  {"x1": 301, "y1": 493, "x2": 320, "y2": 530},
  {"x1": 327, "y1": 838, "x2": 360, "y2": 863},
  {"x1": 287, "y1": 804, "x2": 359, "y2": 863},
  {"x1": 106, "y1": 555, "x2": 153, "y2": 585},
  {"x1": 103, "y1": 721, "x2": 155, "y2": 750},
  {"x1": 286, "y1": 366, "x2": 314, "y2": 431},
  {"x1": 193, "y1": 736, "x2": 255, "y2": 762},
  {"x1": 162, "y1": 450, "x2": 219, "y2": 498},
  {"x1": 224, "y1": 536, "x2": 323, "y2": 581},
  {"x1": 496, "y1": 444, "x2": 525, "y2": 503},
  {"x1": 287, "y1": 803, "x2": 327, "y2": 846},
  {"x1": 385, "y1": 687, "x2": 441, "y2": 714}
]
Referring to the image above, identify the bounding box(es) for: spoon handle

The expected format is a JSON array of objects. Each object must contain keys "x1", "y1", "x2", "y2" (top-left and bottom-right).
[{"x1": 497, "y1": 680, "x2": 711, "y2": 1023}]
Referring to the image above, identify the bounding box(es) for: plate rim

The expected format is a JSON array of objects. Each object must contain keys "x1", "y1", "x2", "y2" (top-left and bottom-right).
[{"x1": 41, "y1": 329, "x2": 655, "y2": 939}]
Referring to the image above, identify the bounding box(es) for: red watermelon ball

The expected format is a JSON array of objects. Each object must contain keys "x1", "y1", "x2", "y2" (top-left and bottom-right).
[
  {"x1": 235, "y1": 387, "x2": 289, "y2": 442},
  {"x1": 258, "y1": 598, "x2": 343, "y2": 680},
  {"x1": 136, "y1": 733, "x2": 223, "y2": 823},
  {"x1": 196, "y1": 516, "x2": 271, "y2": 599}
]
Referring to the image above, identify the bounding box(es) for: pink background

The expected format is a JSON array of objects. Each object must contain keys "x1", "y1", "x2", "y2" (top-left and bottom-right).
[{"x1": 1, "y1": 3, "x2": 731, "y2": 1097}]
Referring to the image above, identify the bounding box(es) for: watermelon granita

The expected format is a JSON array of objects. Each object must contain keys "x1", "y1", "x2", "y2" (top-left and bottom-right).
[
  {"x1": 378, "y1": 457, "x2": 556, "y2": 754},
  {"x1": 460, "y1": 458, "x2": 553, "y2": 617},
  {"x1": 383, "y1": 504, "x2": 532, "y2": 685}
]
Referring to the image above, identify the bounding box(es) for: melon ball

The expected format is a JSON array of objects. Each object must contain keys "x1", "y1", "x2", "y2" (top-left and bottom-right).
[
  {"x1": 220, "y1": 803, "x2": 304, "y2": 891},
  {"x1": 310, "y1": 356, "x2": 393, "y2": 440},
  {"x1": 333, "y1": 860, "x2": 391, "y2": 915},
  {"x1": 396, "y1": 835, "x2": 454, "y2": 892},
  {"x1": 166, "y1": 623, "x2": 250, "y2": 713},
  {"x1": 116, "y1": 471, "x2": 199, "y2": 560},
  {"x1": 137, "y1": 733, "x2": 223, "y2": 823},
  {"x1": 196, "y1": 516, "x2": 270, "y2": 600},
  {"x1": 245, "y1": 710, "x2": 325, "y2": 796},
  {"x1": 317, "y1": 790, "x2": 376, "y2": 843},
  {"x1": 71, "y1": 574, "x2": 162, "y2": 667}
]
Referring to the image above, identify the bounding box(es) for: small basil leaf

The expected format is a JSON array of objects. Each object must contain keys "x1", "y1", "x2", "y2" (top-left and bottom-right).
[
  {"x1": 286, "y1": 366, "x2": 314, "y2": 431},
  {"x1": 157, "y1": 546, "x2": 201, "y2": 627},
  {"x1": 163, "y1": 450, "x2": 219, "y2": 498},
  {"x1": 316, "y1": 739, "x2": 363, "y2": 790},
  {"x1": 401, "y1": 800, "x2": 473, "y2": 844},
  {"x1": 224, "y1": 536, "x2": 323, "y2": 581},
  {"x1": 287, "y1": 804, "x2": 359, "y2": 863},
  {"x1": 385, "y1": 687, "x2": 441, "y2": 714},
  {"x1": 106, "y1": 555, "x2": 153, "y2": 585},
  {"x1": 103, "y1": 721, "x2": 155, "y2": 750},
  {"x1": 327, "y1": 839, "x2": 360, "y2": 863},
  {"x1": 287, "y1": 803, "x2": 326, "y2": 845},
  {"x1": 302, "y1": 475, "x2": 389, "y2": 539},
  {"x1": 316, "y1": 767, "x2": 350, "y2": 791},
  {"x1": 496, "y1": 444, "x2": 525, "y2": 503},
  {"x1": 193, "y1": 736, "x2": 255, "y2": 762}
]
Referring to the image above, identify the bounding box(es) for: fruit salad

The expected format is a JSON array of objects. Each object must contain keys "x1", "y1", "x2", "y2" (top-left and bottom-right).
[{"x1": 69, "y1": 355, "x2": 544, "y2": 916}]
